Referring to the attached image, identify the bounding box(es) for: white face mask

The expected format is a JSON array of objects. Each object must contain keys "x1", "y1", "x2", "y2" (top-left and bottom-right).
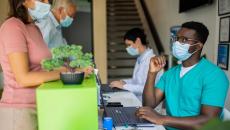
[
  {"x1": 28, "y1": 1, "x2": 51, "y2": 20},
  {"x1": 172, "y1": 41, "x2": 199, "y2": 61}
]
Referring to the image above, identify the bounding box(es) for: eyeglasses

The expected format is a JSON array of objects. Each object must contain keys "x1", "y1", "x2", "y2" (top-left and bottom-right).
[{"x1": 171, "y1": 36, "x2": 199, "y2": 44}]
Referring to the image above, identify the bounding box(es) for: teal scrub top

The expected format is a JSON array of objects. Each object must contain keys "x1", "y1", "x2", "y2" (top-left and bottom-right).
[{"x1": 156, "y1": 58, "x2": 229, "y2": 130}]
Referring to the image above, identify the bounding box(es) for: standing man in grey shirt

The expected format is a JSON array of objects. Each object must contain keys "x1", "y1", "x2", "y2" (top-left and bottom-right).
[
  {"x1": 36, "y1": 0, "x2": 77, "y2": 48},
  {"x1": 36, "y1": 0, "x2": 93, "y2": 75}
]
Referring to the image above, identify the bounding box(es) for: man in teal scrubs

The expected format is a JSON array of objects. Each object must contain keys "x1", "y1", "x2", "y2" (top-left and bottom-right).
[{"x1": 136, "y1": 21, "x2": 229, "y2": 130}]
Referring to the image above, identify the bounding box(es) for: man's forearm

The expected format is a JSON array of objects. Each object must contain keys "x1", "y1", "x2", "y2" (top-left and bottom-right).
[
  {"x1": 143, "y1": 72, "x2": 157, "y2": 107},
  {"x1": 161, "y1": 115, "x2": 213, "y2": 130}
]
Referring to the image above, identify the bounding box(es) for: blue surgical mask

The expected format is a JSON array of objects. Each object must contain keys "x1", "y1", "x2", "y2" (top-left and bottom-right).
[
  {"x1": 28, "y1": 1, "x2": 51, "y2": 20},
  {"x1": 172, "y1": 41, "x2": 198, "y2": 61},
  {"x1": 126, "y1": 46, "x2": 139, "y2": 56},
  {"x1": 60, "y1": 16, "x2": 74, "y2": 27}
]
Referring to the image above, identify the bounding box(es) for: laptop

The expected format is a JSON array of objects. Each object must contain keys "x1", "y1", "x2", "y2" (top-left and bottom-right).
[
  {"x1": 104, "y1": 106, "x2": 154, "y2": 127},
  {"x1": 95, "y1": 73, "x2": 123, "y2": 107},
  {"x1": 95, "y1": 73, "x2": 154, "y2": 127},
  {"x1": 94, "y1": 70, "x2": 123, "y2": 93},
  {"x1": 100, "y1": 84, "x2": 127, "y2": 93},
  {"x1": 100, "y1": 85, "x2": 154, "y2": 127},
  {"x1": 95, "y1": 71, "x2": 127, "y2": 105}
]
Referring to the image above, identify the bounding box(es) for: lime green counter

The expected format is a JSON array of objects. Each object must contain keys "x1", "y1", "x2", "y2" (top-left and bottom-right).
[{"x1": 36, "y1": 75, "x2": 98, "y2": 130}]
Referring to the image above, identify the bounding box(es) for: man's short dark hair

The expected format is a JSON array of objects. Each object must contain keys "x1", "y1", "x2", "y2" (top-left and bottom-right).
[
  {"x1": 182, "y1": 21, "x2": 209, "y2": 44},
  {"x1": 123, "y1": 28, "x2": 147, "y2": 46}
]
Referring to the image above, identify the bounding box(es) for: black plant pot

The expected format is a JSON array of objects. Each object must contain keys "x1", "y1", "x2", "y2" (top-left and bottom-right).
[{"x1": 60, "y1": 72, "x2": 85, "y2": 85}]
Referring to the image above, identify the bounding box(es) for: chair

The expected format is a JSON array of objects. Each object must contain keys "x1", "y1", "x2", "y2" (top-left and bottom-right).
[
  {"x1": 223, "y1": 89, "x2": 230, "y2": 121},
  {"x1": 223, "y1": 108, "x2": 230, "y2": 121}
]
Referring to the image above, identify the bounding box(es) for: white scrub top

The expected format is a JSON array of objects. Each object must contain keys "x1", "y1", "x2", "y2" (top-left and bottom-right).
[{"x1": 123, "y1": 48, "x2": 163, "y2": 100}]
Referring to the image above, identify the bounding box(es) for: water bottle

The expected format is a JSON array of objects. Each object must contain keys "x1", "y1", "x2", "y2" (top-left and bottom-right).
[{"x1": 103, "y1": 117, "x2": 113, "y2": 130}]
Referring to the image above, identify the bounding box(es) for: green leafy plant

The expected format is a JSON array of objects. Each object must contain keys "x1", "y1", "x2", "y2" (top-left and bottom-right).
[{"x1": 41, "y1": 45, "x2": 93, "y2": 73}]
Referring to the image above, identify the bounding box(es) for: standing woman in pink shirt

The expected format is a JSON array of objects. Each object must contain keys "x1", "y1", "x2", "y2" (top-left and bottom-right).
[{"x1": 0, "y1": 0, "x2": 67, "y2": 130}]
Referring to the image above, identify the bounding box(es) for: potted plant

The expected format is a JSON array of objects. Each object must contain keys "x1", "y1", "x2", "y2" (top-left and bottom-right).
[{"x1": 41, "y1": 44, "x2": 93, "y2": 84}]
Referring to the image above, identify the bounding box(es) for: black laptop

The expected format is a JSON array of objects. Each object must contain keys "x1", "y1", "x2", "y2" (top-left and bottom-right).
[
  {"x1": 96, "y1": 74, "x2": 154, "y2": 127},
  {"x1": 104, "y1": 106, "x2": 154, "y2": 127},
  {"x1": 100, "y1": 84, "x2": 127, "y2": 93},
  {"x1": 95, "y1": 70, "x2": 125, "y2": 93},
  {"x1": 100, "y1": 85, "x2": 154, "y2": 127}
]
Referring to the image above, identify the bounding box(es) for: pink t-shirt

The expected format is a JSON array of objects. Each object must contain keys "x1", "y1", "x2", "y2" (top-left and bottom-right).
[{"x1": 0, "y1": 17, "x2": 51, "y2": 108}]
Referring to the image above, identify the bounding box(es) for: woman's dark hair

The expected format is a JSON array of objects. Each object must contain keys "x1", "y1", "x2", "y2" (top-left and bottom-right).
[
  {"x1": 8, "y1": 0, "x2": 30, "y2": 24},
  {"x1": 123, "y1": 28, "x2": 148, "y2": 46},
  {"x1": 182, "y1": 21, "x2": 209, "y2": 44}
]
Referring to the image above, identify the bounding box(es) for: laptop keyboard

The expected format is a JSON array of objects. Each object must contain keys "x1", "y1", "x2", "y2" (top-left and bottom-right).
[
  {"x1": 105, "y1": 107, "x2": 150, "y2": 126},
  {"x1": 101, "y1": 84, "x2": 126, "y2": 93}
]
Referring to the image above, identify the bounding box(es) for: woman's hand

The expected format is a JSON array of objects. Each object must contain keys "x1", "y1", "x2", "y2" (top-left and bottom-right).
[
  {"x1": 76, "y1": 66, "x2": 94, "y2": 77},
  {"x1": 110, "y1": 80, "x2": 126, "y2": 89}
]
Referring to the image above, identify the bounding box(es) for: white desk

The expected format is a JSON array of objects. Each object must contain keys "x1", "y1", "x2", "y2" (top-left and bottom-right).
[
  {"x1": 99, "y1": 91, "x2": 166, "y2": 130},
  {"x1": 103, "y1": 91, "x2": 142, "y2": 107}
]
